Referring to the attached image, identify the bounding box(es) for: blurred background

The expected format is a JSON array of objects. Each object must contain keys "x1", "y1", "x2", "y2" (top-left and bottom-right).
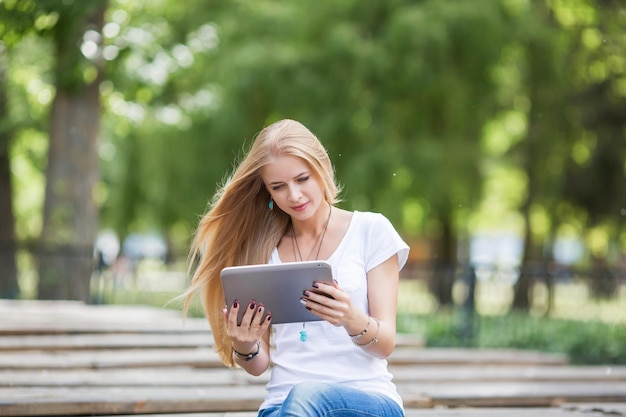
[{"x1": 0, "y1": 0, "x2": 624, "y2": 362}]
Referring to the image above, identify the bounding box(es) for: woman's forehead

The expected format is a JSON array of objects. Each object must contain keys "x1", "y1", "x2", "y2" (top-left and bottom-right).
[{"x1": 261, "y1": 155, "x2": 311, "y2": 181}]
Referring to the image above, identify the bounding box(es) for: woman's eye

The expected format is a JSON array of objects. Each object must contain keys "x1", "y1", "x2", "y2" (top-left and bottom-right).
[
  {"x1": 297, "y1": 176, "x2": 309, "y2": 183},
  {"x1": 271, "y1": 185, "x2": 283, "y2": 191}
]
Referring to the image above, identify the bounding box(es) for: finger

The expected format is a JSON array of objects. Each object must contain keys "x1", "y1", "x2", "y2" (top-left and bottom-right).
[
  {"x1": 256, "y1": 309, "x2": 272, "y2": 336},
  {"x1": 226, "y1": 299, "x2": 240, "y2": 327},
  {"x1": 253, "y1": 304, "x2": 267, "y2": 325},
  {"x1": 239, "y1": 300, "x2": 258, "y2": 327},
  {"x1": 310, "y1": 282, "x2": 336, "y2": 299},
  {"x1": 248, "y1": 304, "x2": 266, "y2": 336},
  {"x1": 305, "y1": 288, "x2": 342, "y2": 307}
]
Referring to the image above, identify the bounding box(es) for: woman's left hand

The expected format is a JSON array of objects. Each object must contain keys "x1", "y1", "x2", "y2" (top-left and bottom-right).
[{"x1": 301, "y1": 281, "x2": 358, "y2": 327}]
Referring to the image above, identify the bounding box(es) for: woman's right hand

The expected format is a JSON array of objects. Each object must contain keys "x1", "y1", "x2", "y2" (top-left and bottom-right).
[{"x1": 223, "y1": 300, "x2": 272, "y2": 353}]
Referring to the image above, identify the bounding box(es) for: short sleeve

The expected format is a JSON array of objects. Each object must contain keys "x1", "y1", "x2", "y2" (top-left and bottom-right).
[{"x1": 364, "y1": 212, "x2": 410, "y2": 273}]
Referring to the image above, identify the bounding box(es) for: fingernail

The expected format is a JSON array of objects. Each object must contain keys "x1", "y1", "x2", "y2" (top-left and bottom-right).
[
  {"x1": 312, "y1": 283, "x2": 319, "y2": 288},
  {"x1": 305, "y1": 306, "x2": 312, "y2": 311},
  {"x1": 233, "y1": 300, "x2": 239, "y2": 308},
  {"x1": 249, "y1": 302, "x2": 256, "y2": 310},
  {"x1": 300, "y1": 298, "x2": 307, "y2": 305},
  {"x1": 258, "y1": 305, "x2": 264, "y2": 313},
  {"x1": 266, "y1": 314, "x2": 272, "y2": 322},
  {"x1": 303, "y1": 290, "x2": 310, "y2": 296}
]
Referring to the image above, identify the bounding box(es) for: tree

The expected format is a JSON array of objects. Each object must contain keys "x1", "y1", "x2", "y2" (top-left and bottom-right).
[
  {"x1": 0, "y1": 0, "x2": 47, "y2": 298},
  {"x1": 37, "y1": 0, "x2": 107, "y2": 300},
  {"x1": 0, "y1": 47, "x2": 18, "y2": 298},
  {"x1": 562, "y1": 0, "x2": 626, "y2": 298}
]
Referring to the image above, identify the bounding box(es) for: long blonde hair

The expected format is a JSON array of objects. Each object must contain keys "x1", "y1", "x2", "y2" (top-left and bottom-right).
[{"x1": 185, "y1": 119, "x2": 341, "y2": 367}]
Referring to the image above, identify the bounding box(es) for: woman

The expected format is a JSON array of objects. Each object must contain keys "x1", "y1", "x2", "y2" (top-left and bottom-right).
[{"x1": 185, "y1": 119, "x2": 409, "y2": 416}]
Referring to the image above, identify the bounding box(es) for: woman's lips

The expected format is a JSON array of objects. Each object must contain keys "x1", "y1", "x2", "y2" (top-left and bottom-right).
[{"x1": 292, "y1": 202, "x2": 308, "y2": 212}]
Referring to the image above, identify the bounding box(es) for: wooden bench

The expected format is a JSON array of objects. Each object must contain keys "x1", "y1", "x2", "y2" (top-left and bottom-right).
[{"x1": 0, "y1": 300, "x2": 624, "y2": 417}]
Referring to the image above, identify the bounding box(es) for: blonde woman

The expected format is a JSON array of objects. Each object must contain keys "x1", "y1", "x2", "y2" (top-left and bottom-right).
[{"x1": 186, "y1": 119, "x2": 409, "y2": 416}]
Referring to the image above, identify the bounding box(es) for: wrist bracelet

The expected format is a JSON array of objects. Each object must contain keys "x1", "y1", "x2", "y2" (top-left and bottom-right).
[
  {"x1": 352, "y1": 316, "x2": 380, "y2": 347},
  {"x1": 232, "y1": 341, "x2": 261, "y2": 361},
  {"x1": 349, "y1": 316, "x2": 371, "y2": 340}
]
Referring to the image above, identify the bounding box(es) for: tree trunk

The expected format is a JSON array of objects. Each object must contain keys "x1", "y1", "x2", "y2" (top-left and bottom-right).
[
  {"x1": 431, "y1": 212, "x2": 456, "y2": 307},
  {"x1": 37, "y1": 4, "x2": 105, "y2": 301},
  {"x1": 0, "y1": 50, "x2": 19, "y2": 299},
  {"x1": 512, "y1": 212, "x2": 533, "y2": 311}
]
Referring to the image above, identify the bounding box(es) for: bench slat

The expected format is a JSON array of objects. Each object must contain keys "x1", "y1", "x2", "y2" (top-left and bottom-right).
[
  {"x1": 2, "y1": 365, "x2": 625, "y2": 388},
  {"x1": 0, "y1": 347, "x2": 568, "y2": 370},
  {"x1": 2, "y1": 381, "x2": 625, "y2": 416}
]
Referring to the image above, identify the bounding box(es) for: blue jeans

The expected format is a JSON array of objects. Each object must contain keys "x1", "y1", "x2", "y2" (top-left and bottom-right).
[{"x1": 258, "y1": 382, "x2": 405, "y2": 417}]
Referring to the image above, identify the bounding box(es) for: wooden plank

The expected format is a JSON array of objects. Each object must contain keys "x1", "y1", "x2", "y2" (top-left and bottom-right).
[
  {"x1": 0, "y1": 347, "x2": 569, "y2": 370},
  {"x1": 0, "y1": 348, "x2": 223, "y2": 369},
  {"x1": 389, "y1": 364, "x2": 626, "y2": 382},
  {"x1": 0, "y1": 386, "x2": 266, "y2": 416},
  {"x1": 0, "y1": 300, "x2": 209, "y2": 335},
  {"x1": 562, "y1": 402, "x2": 626, "y2": 415},
  {"x1": 2, "y1": 381, "x2": 625, "y2": 416},
  {"x1": 0, "y1": 334, "x2": 215, "y2": 351},
  {"x1": 3, "y1": 365, "x2": 625, "y2": 388},
  {"x1": 0, "y1": 368, "x2": 263, "y2": 387},
  {"x1": 398, "y1": 381, "x2": 626, "y2": 408},
  {"x1": 0, "y1": 332, "x2": 422, "y2": 351},
  {"x1": 390, "y1": 347, "x2": 568, "y2": 366}
]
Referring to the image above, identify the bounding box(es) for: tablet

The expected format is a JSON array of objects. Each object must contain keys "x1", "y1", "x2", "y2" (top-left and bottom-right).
[{"x1": 220, "y1": 260, "x2": 333, "y2": 325}]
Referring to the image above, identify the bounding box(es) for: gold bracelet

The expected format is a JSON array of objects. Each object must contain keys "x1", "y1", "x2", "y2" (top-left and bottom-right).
[
  {"x1": 232, "y1": 341, "x2": 261, "y2": 361},
  {"x1": 352, "y1": 316, "x2": 380, "y2": 347},
  {"x1": 349, "y1": 315, "x2": 371, "y2": 340}
]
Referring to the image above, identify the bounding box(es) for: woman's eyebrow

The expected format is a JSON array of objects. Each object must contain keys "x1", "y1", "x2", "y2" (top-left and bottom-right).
[{"x1": 267, "y1": 172, "x2": 309, "y2": 185}]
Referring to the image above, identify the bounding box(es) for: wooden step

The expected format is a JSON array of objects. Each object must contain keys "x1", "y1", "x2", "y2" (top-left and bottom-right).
[{"x1": 2, "y1": 365, "x2": 624, "y2": 388}]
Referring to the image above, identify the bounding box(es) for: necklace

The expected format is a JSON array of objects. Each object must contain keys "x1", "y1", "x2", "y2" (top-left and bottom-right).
[
  {"x1": 291, "y1": 202, "x2": 332, "y2": 342},
  {"x1": 292, "y1": 202, "x2": 332, "y2": 262}
]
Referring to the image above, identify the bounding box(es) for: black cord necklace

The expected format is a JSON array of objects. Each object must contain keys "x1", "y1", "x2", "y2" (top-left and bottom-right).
[
  {"x1": 291, "y1": 202, "x2": 332, "y2": 262},
  {"x1": 291, "y1": 202, "x2": 332, "y2": 343}
]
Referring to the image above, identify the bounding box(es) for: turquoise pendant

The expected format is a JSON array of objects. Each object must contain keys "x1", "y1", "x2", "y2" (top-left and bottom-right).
[{"x1": 300, "y1": 323, "x2": 307, "y2": 342}]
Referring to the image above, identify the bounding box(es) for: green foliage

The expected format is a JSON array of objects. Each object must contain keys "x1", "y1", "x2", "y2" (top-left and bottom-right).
[
  {"x1": 4, "y1": 0, "x2": 626, "y2": 299},
  {"x1": 398, "y1": 311, "x2": 626, "y2": 365}
]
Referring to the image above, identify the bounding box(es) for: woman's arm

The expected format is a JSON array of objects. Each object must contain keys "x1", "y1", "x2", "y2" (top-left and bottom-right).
[
  {"x1": 302, "y1": 254, "x2": 400, "y2": 358},
  {"x1": 345, "y1": 255, "x2": 399, "y2": 358}
]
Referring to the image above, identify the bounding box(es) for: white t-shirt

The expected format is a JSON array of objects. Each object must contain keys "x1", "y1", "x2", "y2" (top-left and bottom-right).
[{"x1": 259, "y1": 211, "x2": 410, "y2": 410}]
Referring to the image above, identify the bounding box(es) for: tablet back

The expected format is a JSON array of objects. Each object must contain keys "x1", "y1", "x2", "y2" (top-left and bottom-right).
[{"x1": 220, "y1": 261, "x2": 333, "y2": 325}]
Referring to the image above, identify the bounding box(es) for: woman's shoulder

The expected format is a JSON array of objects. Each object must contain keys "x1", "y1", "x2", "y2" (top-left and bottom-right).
[{"x1": 351, "y1": 210, "x2": 389, "y2": 224}]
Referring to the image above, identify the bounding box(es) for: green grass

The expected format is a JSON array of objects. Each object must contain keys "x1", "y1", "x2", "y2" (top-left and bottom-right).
[{"x1": 397, "y1": 310, "x2": 626, "y2": 365}]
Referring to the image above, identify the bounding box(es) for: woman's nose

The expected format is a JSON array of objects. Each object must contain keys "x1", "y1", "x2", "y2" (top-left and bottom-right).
[{"x1": 287, "y1": 184, "x2": 301, "y2": 201}]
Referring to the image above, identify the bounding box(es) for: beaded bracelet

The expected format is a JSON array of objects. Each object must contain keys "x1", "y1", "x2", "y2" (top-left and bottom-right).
[
  {"x1": 349, "y1": 316, "x2": 371, "y2": 340},
  {"x1": 352, "y1": 316, "x2": 380, "y2": 347},
  {"x1": 232, "y1": 340, "x2": 261, "y2": 361}
]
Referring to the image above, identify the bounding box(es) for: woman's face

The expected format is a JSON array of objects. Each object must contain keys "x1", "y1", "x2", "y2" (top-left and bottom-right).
[{"x1": 261, "y1": 155, "x2": 325, "y2": 220}]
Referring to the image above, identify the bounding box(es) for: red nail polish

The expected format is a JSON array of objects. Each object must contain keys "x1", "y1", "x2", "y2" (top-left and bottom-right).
[
  {"x1": 233, "y1": 300, "x2": 239, "y2": 308},
  {"x1": 249, "y1": 302, "x2": 256, "y2": 310},
  {"x1": 266, "y1": 314, "x2": 272, "y2": 322}
]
